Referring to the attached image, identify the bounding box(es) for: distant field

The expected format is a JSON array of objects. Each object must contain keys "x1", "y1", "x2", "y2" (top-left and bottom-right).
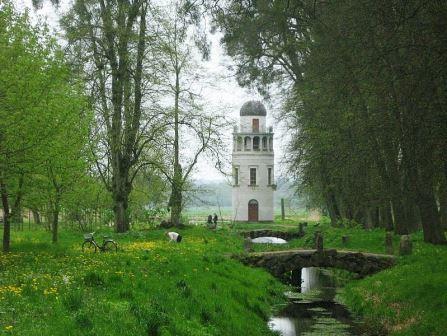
[
  {"x1": 183, "y1": 206, "x2": 312, "y2": 223},
  {"x1": 183, "y1": 206, "x2": 232, "y2": 220}
]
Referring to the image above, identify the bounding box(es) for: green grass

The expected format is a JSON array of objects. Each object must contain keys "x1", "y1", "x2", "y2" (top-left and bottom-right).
[
  {"x1": 342, "y1": 240, "x2": 447, "y2": 336},
  {"x1": 0, "y1": 226, "x2": 284, "y2": 335},
  {"x1": 2, "y1": 218, "x2": 446, "y2": 335}
]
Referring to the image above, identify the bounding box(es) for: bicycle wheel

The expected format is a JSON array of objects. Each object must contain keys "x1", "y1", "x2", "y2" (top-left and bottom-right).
[
  {"x1": 82, "y1": 241, "x2": 97, "y2": 253},
  {"x1": 102, "y1": 240, "x2": 118, "y2": 252}
]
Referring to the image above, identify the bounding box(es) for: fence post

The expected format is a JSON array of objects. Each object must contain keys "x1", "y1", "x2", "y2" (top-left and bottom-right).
[{"x1": 281, "y1": 198, "x2": 285, "y2": 220}]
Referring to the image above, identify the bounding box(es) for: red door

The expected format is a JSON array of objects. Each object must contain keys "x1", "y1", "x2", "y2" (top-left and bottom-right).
[
  {"x1": 252, "y1": 119, "x2": 259, "y2": 132},
  {"x1": 248, "y1": 200, "x2": 259, "y2": 221}
]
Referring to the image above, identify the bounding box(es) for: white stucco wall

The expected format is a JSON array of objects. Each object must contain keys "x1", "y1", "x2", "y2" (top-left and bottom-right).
[
  {"x1": 239, "y1": 116, "x2": 267, "y2": 133},
  {"x1": 232, "y1": 152, "x2": 274, "y2": 221}
]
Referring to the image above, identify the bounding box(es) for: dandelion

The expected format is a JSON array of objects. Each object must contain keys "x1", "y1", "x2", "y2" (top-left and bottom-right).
[{"x1": 43, "y1": 287, "x2": 58, "y2": 295}]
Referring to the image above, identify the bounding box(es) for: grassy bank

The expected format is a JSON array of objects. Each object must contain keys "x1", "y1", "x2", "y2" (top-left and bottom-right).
[
  {"x1": 0, "y1": 227, "x2": 284, "y2": 335},
  {"x1": 244, "y1": 219, "x2": 447, "y2": 335},
  {"x1": 342, "y1": 237, "x2": 447, "y2": 336}
]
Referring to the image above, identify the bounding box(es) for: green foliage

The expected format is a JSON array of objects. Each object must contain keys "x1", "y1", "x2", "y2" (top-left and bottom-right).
[
  {"x1": 0, "y1": 0, "x2": 93, "y2": 249},
  {"x1": 213, "y1": 0, "x2": 447, "y2": 242}
]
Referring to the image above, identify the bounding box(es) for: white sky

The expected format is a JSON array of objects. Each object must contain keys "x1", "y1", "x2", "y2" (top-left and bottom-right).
[{"x1": 14, "y1": 0, "x2": 286, "y2": 182}]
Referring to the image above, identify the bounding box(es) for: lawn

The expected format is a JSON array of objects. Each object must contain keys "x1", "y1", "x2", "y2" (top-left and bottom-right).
[
  {"x1": 0, "y1": 226, "x2": 284, "y2": 336},
  {"x1": 2, "y1": 218, "x2": 446, "y2": 336}
]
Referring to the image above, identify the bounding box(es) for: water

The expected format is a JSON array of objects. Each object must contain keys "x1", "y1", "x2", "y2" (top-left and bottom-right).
[
  {"x1": 268, "y1": 268, "x2": 362, "y2": 336},
  {"x1": 251, "y1": 237, "x2": 288, "y2": 244}
]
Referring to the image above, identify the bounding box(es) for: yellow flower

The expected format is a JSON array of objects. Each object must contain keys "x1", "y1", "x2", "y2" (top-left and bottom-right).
[{"x1": 5, "y1": 325, "x2": 13, "y2": 330}]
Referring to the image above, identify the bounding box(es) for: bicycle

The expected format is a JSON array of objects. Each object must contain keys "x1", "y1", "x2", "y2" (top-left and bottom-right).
[{"x1": 82, "y1": 232, "x2": 118, "y2": 253}]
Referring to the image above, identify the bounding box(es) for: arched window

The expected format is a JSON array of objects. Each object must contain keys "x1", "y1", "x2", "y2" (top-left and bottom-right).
[
  {"x1": 253, "y1": 136, "x2": 260, "y2": 151},
  {"x1": 269, "y1": 137, "x2": 273, "y2": 151},
  {"x1": 237, "y1": 137, "x2": 242, "y2": 151},
  {"x1": 262, "y1": 137, "x2": 267, "y2": 151},
  {"x1": 244, "y1": 136, "x2": 251, "y2": 151}
]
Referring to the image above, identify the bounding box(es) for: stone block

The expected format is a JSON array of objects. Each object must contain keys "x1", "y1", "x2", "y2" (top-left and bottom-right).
[
  {"x1": 399, "y1": 235, "x2": 412, "y2": 255},
  {"x1": 385, "y1": 232, "x2": 393, "y2": 254}
]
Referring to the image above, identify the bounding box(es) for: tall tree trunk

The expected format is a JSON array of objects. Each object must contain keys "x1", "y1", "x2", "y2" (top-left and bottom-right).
[
  {"x1": 391, "y1": 196, "x2": 408, "y2": 235},
  {"x1": 403, "y1": 198, "x2": 420, "y2": 233},
  {"x1": 170, "y1": 47, "x2": 183, "y2": 227},
  {"x1": 324, "y1": 190, "x2": 341, "y2": 226},
  {"x1": 418, "y1": 189, "x2": 445, "y2": 244},
  {"x1": 113, "y1": 181, "x2": 130, "y2": 233},
  {"x1": 32, "y1": 209, "x2": 41, "y2": 224},
  {"x1": 170, "y1": 168, "x2": 183, "y2": 226},
  {"x1": 380, "y1": 201, "x2": 394, "y2": 231},
  {"x1": 416, "y1": 165, "x2": 446, "y2": 244},
  {"x1": 10, "y1": 173, "x2": 24, "y2": 225},
  {"x1": 1, "y1": 178, "x2": 11, "y2": 253},
  {"x1": 439, "y1": 179, "x2": 447, "y2": 229},
  {"x1": 52, "y1": 193, "x2": 61, "y2": 244},
  {"x1": 364, "y1": 208, "x2": 373, "y2": 229}
]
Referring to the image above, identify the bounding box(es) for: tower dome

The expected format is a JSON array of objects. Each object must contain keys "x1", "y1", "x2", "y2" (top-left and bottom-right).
[{"x1": 240, "y1": 101, "x2": 267, "y2": 116}]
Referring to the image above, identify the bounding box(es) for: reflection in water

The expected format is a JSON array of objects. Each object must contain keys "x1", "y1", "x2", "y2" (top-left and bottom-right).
[
  {"x1": 301, "y1": 267, "x2": 319, "y2": 293},
  {"x1": 269, "y1": 318, "x2": 296, "y2": 336},
  {"x1": 268, "y1": 268, "x2": 360, "y2": 336}
]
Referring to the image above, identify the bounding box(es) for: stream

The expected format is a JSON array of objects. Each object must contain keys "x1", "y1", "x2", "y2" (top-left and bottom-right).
[{"x1": 268, "y1": 267, "x2": 363, "y2": 336}]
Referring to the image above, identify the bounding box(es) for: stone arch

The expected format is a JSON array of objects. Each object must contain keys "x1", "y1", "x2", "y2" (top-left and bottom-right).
[
  {"x1": 244, "y1": 136, "x2": 251, "y2": 151},
  {"x1": 237, "y1": 136, "x2": 243, "y2": 151},
  {"x1": 262, "y1": 136, "x2": 267, "y2": 151},
  {"x1": 253, "y1": 136, "x2": 260, "y2": 151}
]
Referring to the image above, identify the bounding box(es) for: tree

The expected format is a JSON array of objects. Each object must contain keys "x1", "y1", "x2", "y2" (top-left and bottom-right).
[
  {"x1": 39, "y1": 86, "x2": 90, "y2": 243},
  {"x1": 61, "y1": 0, "x2": 167, "y2": 232},
  {"x1": 153, "y1": 0, "x2": 227, "y2": 226},
  {"x1": 212, "y1": 0, "x2": 447, "y2": 244},
  {"x1": 0, "y1": 1, "x2": 90, "y2": 251}
]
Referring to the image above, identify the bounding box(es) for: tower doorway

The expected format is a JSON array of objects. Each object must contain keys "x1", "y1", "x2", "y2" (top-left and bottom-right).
[{"x1": 248, "y1": 199, "x2": 259, "y2": 222}]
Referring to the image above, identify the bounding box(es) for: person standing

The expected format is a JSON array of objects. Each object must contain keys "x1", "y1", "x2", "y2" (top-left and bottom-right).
[{"x1": 213, "y1": 213, "x2": 218, "y2": 226}]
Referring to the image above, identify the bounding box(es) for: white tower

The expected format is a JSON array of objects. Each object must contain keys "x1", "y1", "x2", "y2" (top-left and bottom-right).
[{"x1": 232, "y1": 101, "x2": 275, "y2": 222}]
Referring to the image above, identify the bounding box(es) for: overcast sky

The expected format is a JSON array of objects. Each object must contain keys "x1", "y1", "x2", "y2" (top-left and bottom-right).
[{"x1": 15, "y1": 0, "x2": 286, "y2": 182}]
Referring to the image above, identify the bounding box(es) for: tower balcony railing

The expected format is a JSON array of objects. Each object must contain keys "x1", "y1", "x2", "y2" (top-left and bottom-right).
[{"x1": 233, "y1": 134, "x2": 274, "y2": 152}]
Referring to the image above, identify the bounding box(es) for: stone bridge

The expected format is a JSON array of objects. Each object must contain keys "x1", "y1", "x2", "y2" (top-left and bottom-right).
[{"x1": 238, "y1": 249, "x2": 396, "y2": 278}]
